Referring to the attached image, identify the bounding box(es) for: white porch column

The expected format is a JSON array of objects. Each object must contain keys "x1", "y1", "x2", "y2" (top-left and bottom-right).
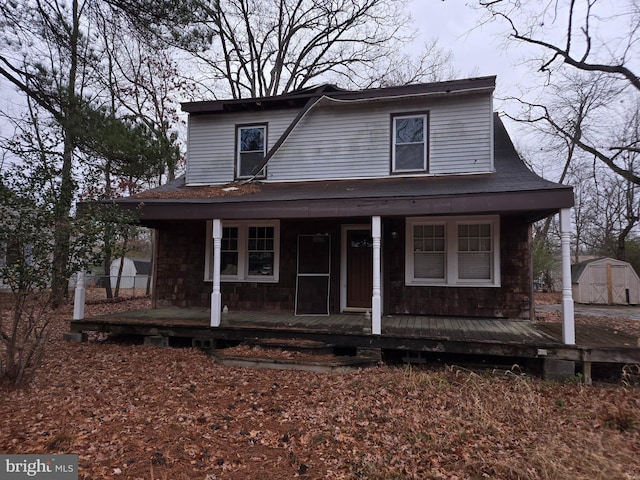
[
  {"x1": 73, "y1": 271, "x2": 86, "y2": 320},
  {"x1": 559, "y1": 208, "x2": 575, "y2": 345},
  {"x1": 211, "y1": 219, "x2": 223, "y2": 327},
  {"x1": 371, "y1": 216, "x2": 382, "y2": 335}
]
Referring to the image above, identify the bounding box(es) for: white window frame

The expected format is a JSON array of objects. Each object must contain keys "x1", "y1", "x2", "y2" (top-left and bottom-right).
[
  {"x1": 236, "y1": 124, "x2": 267, "y2": 179},
  {"x1": 205, "y1": 220, "x2": 280, "y2": 283},
  {"x1": 405, "y1": 215, "x2": 500, "y2": 287},
  {"x1": 392, "y1": 113, "x2": 428, "y2": 173}
]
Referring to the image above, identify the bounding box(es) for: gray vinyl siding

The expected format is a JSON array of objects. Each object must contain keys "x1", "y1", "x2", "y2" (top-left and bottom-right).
[
  {"x1": 269, "y1": 103, "x2": 390, "y2": 180},
  {"x1": 429, "y1": 96, "x2": 493, "y2": 174},
  {"x1": 186, "y1": 115, "x2": 234, "y2": 184},
  {"x1": 186, "y1": 93, "x2": 493, "y2": 185},
  {"x1": 186, "y1": 111, "x2": 298, "y2": 185}
]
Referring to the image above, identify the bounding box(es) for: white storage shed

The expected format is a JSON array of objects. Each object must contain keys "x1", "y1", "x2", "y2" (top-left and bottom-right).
[
  {"x1": 572, "y1": 257, "x2": 640, "y2": 305},
  {"x1": 110, "y1": 257, "x2": 151, "y2": 289}
]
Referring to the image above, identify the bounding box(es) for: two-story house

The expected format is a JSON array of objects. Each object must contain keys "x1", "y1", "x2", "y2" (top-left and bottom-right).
[{"x1": 111, "y1": 76, "x2": 575, "y2": 338}]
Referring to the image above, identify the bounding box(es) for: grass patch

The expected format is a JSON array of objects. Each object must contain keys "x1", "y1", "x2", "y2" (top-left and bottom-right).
[{"x1": 46, "y1": 432, "x2": 74, "y2": 450}]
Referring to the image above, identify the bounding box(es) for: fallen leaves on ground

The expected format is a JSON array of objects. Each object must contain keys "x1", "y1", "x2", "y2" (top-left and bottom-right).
[{"x1": 0, "y1": 294, "x2": 639, "y2": 479}]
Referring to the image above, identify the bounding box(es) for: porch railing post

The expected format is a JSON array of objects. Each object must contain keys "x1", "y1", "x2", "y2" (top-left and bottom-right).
[
  {"x1": 372, "y1": 216, "x2": 382, "y2": 335},
  {"x1": 211, "y1": 219, "x2": 222, "y2": 327},
  {"x1": 559, "y1": 208, "x2": 575, "y2": 345},
  {"x1": 73, "y1": 271, "x2": 86, "y2": 320}
]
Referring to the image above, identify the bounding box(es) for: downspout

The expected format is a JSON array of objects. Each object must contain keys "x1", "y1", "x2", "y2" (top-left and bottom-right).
[{"x1": 243, "y1": 90, "x2": 330, "y2": 182}]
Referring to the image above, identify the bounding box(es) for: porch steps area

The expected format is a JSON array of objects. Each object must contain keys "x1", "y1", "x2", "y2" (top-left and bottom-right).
[
  {"x1": 244, "y1": 337, "x2": 337, "y2": 355},
  {"x1": 210, "y1": 337, "x2": 381, "y2": 373}
]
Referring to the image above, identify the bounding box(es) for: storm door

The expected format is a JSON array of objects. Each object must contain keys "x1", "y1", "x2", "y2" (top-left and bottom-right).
[
  {"x1": 295, "y1": 234, "x2": 331, "y2": 315},
  {"x1": 344, "y1": 228, "x2": 373, "y2": 310}
]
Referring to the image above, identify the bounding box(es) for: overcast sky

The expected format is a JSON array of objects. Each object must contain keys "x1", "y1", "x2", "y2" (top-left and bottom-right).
[
  {"x1": 408, "y1": 1, "x2": 530, "y2": 105},
  {"x1": 405, "y1": 0, "x2": 555, "y2": 173}
]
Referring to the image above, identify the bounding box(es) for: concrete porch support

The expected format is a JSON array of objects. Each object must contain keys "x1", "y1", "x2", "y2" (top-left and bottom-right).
[
  {"x1": 543, "y1": 359, "x2": 576, "y2": 382},
  {"x1": 371, "y1": 216, "x2": 381, "y2": 335},
  {"x1": 73, "y1": 271, "x2": 86, "y2": 321},
  {"x1": 211, "y1": 219, "x2": 222, "y2": 327},
  {"x1": 559, "y1": 208, "x2": 575, "y2": 345}
]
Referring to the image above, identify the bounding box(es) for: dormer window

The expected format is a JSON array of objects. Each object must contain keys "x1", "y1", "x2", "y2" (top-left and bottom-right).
[
  {"x1": 392, "y1": 113, "x2": 428, "y2": 173},
  {"x1": 237, "y1": 124, "x2": 266, "y2": 179}
]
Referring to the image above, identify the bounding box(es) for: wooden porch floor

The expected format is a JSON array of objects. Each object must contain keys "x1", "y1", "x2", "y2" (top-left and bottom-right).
[{"x1": 70, "y1": 307, "x2": 639, "y2": 355}]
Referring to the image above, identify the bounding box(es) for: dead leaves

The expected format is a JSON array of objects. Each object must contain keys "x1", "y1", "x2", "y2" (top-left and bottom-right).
[
  {"x1": 131, "y1": 183, "x2": 261, "y2": 200},
  {"x1": 1, "y1": 298, "x2": 640, "y2": 479}
]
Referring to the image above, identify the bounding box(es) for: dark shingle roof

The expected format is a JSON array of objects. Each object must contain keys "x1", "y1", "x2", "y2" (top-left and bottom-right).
[{"x1": 182, "y1": 77, "x2": 497, "y2": 115}]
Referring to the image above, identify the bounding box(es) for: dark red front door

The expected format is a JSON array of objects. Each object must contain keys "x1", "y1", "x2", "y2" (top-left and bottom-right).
[{"x1": 346, "y1": 230, "x2": 373, "y2": 309}]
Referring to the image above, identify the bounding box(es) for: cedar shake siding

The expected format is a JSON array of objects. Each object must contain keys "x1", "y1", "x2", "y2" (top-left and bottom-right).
[
  {"x1": 219, "y1": 219, "x2": 344, "y2": 313},
  {"x1": 154, "y1": 221, "x2": 210, "y2": 308},
  {"x1": 384, "y1": 216, "x2": 532, "y2": 319},
  {"x1": 154, "y1": 216, "x2": 533, "y2": 319}
]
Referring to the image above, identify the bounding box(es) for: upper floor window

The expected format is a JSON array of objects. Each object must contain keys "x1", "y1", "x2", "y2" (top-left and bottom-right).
[
  {"x1": 392, "y1": 113, "x2": 428, "y2": 173},
  {"x1": 237, "y1": 125, "x2": 266, "y2": 179}
]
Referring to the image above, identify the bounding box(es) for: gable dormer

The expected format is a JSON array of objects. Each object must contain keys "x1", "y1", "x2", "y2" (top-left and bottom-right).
[{"x1": 182, "y1": 77, "x2": 496, "y2": 186}]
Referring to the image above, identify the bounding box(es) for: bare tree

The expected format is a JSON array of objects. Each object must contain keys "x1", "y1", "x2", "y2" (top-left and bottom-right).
[
  {"x1": 514, "y1": 71, "x2": 620, "y2": 238},
  {"x1": 0, "y1": 0, "x2": 189, "y2": 306},
  {"x1": 185, "y1": 0, "x2": 455, "y2": 98},
  {"x1": 584, "y1": 104, "x2": 640, "y2": 260},
  {"x1": 0, "y1": 0, "x2": 95, "y2": 307},
  {"x1": 567, "y1": 163, "x2": 598, "y2": 263},
  {"x1": 480, "y1": 0, "x2": 640, "y2": 184},
  {"x1": 94, "y1": 6, "x2": 187, "y2": 182}
]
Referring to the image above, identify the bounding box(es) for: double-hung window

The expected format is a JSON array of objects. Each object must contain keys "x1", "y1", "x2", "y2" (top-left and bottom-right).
[
  {"x1": 221, "y1": 227, "x2": 239, "y2": 276},
  {"x1": 247, "y1": 226, "x2": 275, "y2": 277},
  {"x1": 392, "y1": 113, "x2": 428, "y2": 173},
  {"x1": 412, "y1": 224, "x2": 446, "y2": 281},
  {"x1": 406, "y1": 216, "x2": 499, "y2": 286},
  {"x1": 458, "y1": 223, "x2": 493, "y2": 280},
  {"x1": 205, "y1": 220, "x2": 279, "y2": 282},
  {"x1": 237, "y1": 125, "x2": 266, "y2": 179}
]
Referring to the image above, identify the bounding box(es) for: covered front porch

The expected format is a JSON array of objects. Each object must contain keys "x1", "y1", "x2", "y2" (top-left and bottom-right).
[{"x1": 203, "y1": 211, "x2": 578, "y2": 343}]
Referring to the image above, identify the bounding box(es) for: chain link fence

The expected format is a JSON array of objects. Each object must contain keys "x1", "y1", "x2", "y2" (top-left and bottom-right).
[{"x1": 70, "y1": 274, "x2": 151, "y2": 300}]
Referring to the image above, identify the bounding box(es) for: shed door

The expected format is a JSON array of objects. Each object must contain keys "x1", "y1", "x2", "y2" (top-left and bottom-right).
[
  {"x1": 610, "y1": 264, "x2": 627, "y2": 304},
  {"x1": 590, "y1": 264, "x2": 629, "y2": 304},
  {"x1": 346, "y1": 230, "x2": 373, "y2": 309},
  {"x1": 589, "y1": 265, "x2": 608, "y2": 304}
]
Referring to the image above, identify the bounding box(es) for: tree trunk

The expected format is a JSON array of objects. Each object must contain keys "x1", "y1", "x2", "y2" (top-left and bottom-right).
[
  {"x1": 49, "y1": 0, "x2": 81, "y2": 309},
  {"x1": 114, "y1": 232, "x2": 129, "y2": 298}
]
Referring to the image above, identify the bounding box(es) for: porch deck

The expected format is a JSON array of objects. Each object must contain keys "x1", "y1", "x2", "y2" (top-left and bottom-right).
[{"x1": 70, "y1": 308, "x2": 640, "y2": 367}]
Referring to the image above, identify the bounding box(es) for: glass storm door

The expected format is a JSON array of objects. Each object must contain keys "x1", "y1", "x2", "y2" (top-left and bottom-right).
[{"x1": 295, "y1": 234, "x2": 331, "y2": 315}]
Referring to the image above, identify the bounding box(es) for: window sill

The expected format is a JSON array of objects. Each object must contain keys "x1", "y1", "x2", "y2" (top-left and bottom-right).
[
  {"x1": 406, "y1": 281, "x2": 500, "y2": 288},
  {"x1": 205, "y1": 277, "x2": 279, "y2": 284}
]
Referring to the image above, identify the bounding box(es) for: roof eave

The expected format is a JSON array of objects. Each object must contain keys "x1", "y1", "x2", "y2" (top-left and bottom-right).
[
  {"x1": 111, "y1": 187, "x2": 573, "y2": 226},
  {"x1": 181, "y1": 76, "x2": 497, "y2": 115}
]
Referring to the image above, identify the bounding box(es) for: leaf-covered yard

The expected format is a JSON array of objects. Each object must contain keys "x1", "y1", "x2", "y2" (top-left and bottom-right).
[{"x1": 1, "y1": 294, "x2": 640, "y2": 479}]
